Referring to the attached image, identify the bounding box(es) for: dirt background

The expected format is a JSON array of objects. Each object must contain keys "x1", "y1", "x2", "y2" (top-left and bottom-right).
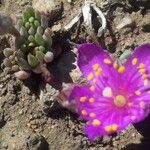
[{"x1": 0, "y1": 0, "x2": 150, "y2": 150}]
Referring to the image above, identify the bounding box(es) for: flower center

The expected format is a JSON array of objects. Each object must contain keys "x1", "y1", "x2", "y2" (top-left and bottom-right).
[{"x1": 114, "y1": 95, "x2": 126, "y2": 107}]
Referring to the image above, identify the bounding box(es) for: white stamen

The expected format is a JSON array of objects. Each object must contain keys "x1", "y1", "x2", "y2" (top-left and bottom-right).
[{"x1": 102, "y1": 87, "x2": 113, "y2": 98}]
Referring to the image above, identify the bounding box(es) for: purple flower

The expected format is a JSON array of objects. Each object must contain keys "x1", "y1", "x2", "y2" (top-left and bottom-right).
[{"x1": 60, "y1": 43, "x2": 150, "y2": 140}]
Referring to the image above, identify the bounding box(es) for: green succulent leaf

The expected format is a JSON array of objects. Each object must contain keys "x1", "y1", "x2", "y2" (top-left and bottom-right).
[
  {"x1": 3, "y1": 58, "x2": 12, "y2": 67},
  {"x1": 3, "y1": 48, "x2": 14, "y2": 57},
  {"x1": 9, "y1": 55, "x2": 15, "y2": 61},
  {"x1": 11, "y1": 60, "x2": 17, "y2": 65},
  {"x1": 28, "y1": 26, "x2": 35, "y2": 35},
  {"x1": 36, "y1": 51, "x2": 45, "y2": 62},
  {"x1": 41, "y1": 15, "x2": 48, "y2": 28},
  {"x1": 29, "y1": 22, "x2": 36, "y2": 29},
  {"x1": 12, "y1": 65, "x2": 19, "y2": 72},
  {"x1": 28, "y1": 35, "x2": 35, "y2": 43},
  {"x1": 25, "y1": 22, "x2": 30, "y2": 29},
  {"x1": 37, "y1": 26, "x2": 44, "y2": 35},
  {"x1": 29, "y1": 42, "x2": 35, "y2": 47},
  {"x1": 18, "y1": 50, "x2": 24, "y2": 57},
  {"x1": 17, "y1": 57, "x2": 31, "y2": 70},
  {"x1": 43, "y1": 34, "x2": 52, "y2": 49},
  {"x1": 25, "y1": 7, "x2": 35, "y2": 17},
  {"x1": 35, "y1": 33, "x2": 45, "y2": 46},
  {"x1": 22, "y1": 11, "x2": 30, "y2": 23},
  {"x1": 39, "y1": 46, "x2": 46, "y2": 53},
  {"x1": 35, "y1": 11, "x2": 41, "y2": 21},
  {"x1": 43, "y1": 28, "x2": 52, "y2": 49},
  {"x1": 20, "y1": 26, "x2": 28, "y2": 38},
  {"x1": 34, "y1": 47, "x2": 39, "y2": 51},
  {"x1": 27, "y1": 53, "x2": 39, "y2": 67},
  {"x1": 34, "y1": 20, "x2": 40, "y2": 27},
  {"x1": 29, "y1": 17, "x2": 35, "y2": 23}
]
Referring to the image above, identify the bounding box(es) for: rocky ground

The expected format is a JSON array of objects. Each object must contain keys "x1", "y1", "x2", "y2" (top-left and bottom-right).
[{"x1": 0, "y1": 0, "x2": 150, "y2": 150}]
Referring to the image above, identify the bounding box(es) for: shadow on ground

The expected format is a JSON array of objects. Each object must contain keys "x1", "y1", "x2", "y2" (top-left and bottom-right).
[{"x1": 125, "y1": 115, "x2": 150, "y2": 150}]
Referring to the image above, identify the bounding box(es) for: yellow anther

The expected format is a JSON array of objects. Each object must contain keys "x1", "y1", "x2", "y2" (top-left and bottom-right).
[
  {"x1": 92, "y1": 119, "x2": 101, "y2": 127},
  {"x1": 128, "y1": 102, "x2": 133, "y2": 107},
  {"x1": 90, "y1": 86, "x2": 95, "y2": 91},
  {"x1": 132, "y1": 58, "x2": 138, "y2": 65},
  {"x1": 118, "y1": 66, "x2": 125, "y2": 73},
  {"x1": 105, "y1": 124, "x2": 118, "y2": 132},
  {"x1": 89, "y1": 97, "x2": 95, "y2": 103},
  {"x1": 111, "y1": 124, "x2": 118, "y2": 131},
  {"x1": 89, "y1": 113, "x2": 96, "y2": 118},
  {"x1": 144, "y1": 79, "x2": 148, "y2": 86},
  {"x1": 95, "y1": 68, "x2": 102, "y2": 76},
  {"x1": 80, "y1": 96, "x2": 86, "y2": 102},
  {"x1": 139, "y1": 63, "x2": 145, "y2": 69},
  {"x1": 142, "y1": 74, "x2": 148, "y2": 80},
  {"x1": 93, "y1": 64, "x2": 99, "y2": 71},
  {"x1": 131, "y1": 116, "x2": 136, "y2": 121},
  {"x1": 104, "y1": 58, "x2": 112, "y2": 65},
  {"x1": 81, "y1": 110, "x2": 88, "y2": 116},
  {"x1": 114, "y1": 95, "x2": 126, "y2": 107},
  {"x1": 140, "y1": 101, "x2": 145, "y2": 108},
  {"x1": 135, "y1": 90, "x2": 141, "y2": 96},
  {"x1": 113, "y1": 63, "x2": 118, "y2": 69},
  {"x1": 105, "y1": 125, "x2": 112, "y2": 132},
  {"x1": 87, "y1": 73, "x2": 93, "y2": 80},
  {"x1": 139, "y1": 68, "x2": 145, "y2": 74},
  {"x1": 93, "y1": 79, "x2": 97, "y2": 84}
]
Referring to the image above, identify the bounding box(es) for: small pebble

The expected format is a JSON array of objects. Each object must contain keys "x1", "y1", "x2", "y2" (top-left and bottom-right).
[
  {"x1": 20, "y1": 1, "x2": 29, "y2": 6},
  {"x1": 19, "y1": 109, "x2": 23, "y2": 115},
  {"x1": 68, "y1": 0, "x2": 72, "y2": 3},
  {"x1": 116, "y1": 15, "x2": 134, "y2": 30}
]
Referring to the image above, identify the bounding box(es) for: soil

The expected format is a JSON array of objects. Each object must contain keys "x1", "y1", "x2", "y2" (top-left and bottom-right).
[{"x1": 0, "y1": 0, "x2": 150, "y2": 150}]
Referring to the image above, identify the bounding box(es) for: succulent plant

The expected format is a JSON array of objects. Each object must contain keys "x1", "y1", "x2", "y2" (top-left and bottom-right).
[
  {"x1": 15, "y1": 7, "x2": 54, "y2": 69},
  {"x1": 2, "y1": 7, "x2": 58, "y2": 81}
]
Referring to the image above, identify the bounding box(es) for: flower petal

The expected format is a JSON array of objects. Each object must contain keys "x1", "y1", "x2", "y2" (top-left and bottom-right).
[
  {"x1": 123, "y1": 43, "x2": 150, "y2": 91},
  {"x1": 69, "y1": 87, "x2": 132, "y2": 140},
  {"x1": 69, "y1": 85, "x2": 96, "y2": 120},
  {"x1": 77, "y1": 43, "x2": 119, "y2": 91},
  {"x1": 66, "y1": 43, "x2": 150, "y2": 140},
  {"x1": 82, "y1": 101, "x2": 132, "y2": 140},
  {"x1": 69, "y1": 85, "x2": 150, "y2": 140}
]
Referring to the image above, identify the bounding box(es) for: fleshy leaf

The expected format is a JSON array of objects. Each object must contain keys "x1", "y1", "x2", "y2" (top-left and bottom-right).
[
  {"x1": 3, "y1": 48, "x2": 14, "y2": 57},
  {"x1": 34, "y1": 20, "x2": 40, "y2": 27},
  {"x1": 17, "y1": 57, "x2": 30, "y2": 70},
  {"x1": 25, "y1": 7, "x2": 35, "y2": 17},
  {"x1": 41, "y1": 15, "x2": 48, "y2": 28},
  {"x1": 3, "y1": 58, "x2": 12, "y2": 67},
  {"x1": 36, "y1": 51, "x2": 44, "y2": 62},
  {"x1": 37, "y1": 26, "x2": 44, "y2": 35},
  {"x1": 28, "y1": 26, "x2": 35, "y2": 35},
  {"x1": 35, "y1": 33, "x2": 45, "y2": 46},
  {"x1": 20, "y1": 26, "x2": 28, "y2": 37},
  {"x1": 35, "y1": 11, "x2": 41, "y2": 21},
  {"x1": 27, "y1": 53, "x2": 39, "y2": 67}
]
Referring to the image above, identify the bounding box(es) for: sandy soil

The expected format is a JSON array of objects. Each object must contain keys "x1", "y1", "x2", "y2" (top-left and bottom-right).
[{"x1": 0, "y1": 0, "x2": 150, "y2": 150}]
